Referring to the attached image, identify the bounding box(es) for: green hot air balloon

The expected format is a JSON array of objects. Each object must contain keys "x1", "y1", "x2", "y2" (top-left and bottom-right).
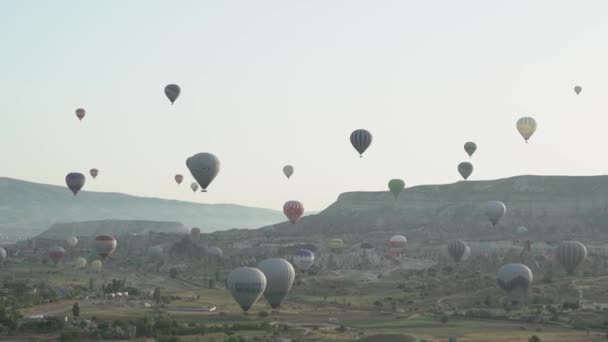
[
  {"x1": 257, "y1": 258, "x2": 295, "y2": 309},
  {"x1": 227, "y1": 267, "x2": 267, "y2": 312},
  {"x1": 388, "y1": 179, "x2": 405, "y2": 200}
]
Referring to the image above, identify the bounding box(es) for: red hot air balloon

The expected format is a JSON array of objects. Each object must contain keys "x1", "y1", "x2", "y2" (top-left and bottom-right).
[
  {"x1": 93, "y1": 235, "x2": 117, "y2": 260},
  {"x1": 48, "y1": 246, "x2": 66, "y2": 265},
  {"x1": 75, "y1": 108, "x2": 86, "y2": 121},
  {"x1": 283, "y1": 201, "x2": 304, "y2": 224}
]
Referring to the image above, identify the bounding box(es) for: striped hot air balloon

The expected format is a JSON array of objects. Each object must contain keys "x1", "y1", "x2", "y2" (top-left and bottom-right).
[
  {"x1": 447, "y1": 239, "x2": 470, "y2": 263},
  {"x1": 389, "y1": 235, "x2": 407, "y2": 249},
  {"x1": 516, "y1": 117, "x2": 537, "y2": 143},
  {"x1": 293, "y1": 249, "x2": 314, "y2": 270},
  {"x1": 329, "y1": 238, "x2": 344, "y2": 253},
  {"x1": 556, "y1": 241, "x2": 587, "y2": 275},
  {"x1": 93, "y1": 235, "x2": 117, "y2": 260},
  {"x1": 350, "y1": 129, "x2": 372, "y2": 157},
  {"x1": 283, "y1": 201, "x2": 304, "y2": 224},
  {"x1": 48, "y1": 246, "x2": 65, "y2": 265}
]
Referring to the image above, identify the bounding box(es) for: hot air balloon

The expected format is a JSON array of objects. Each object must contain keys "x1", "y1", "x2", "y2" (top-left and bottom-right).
[
  {"x1": 48, "y1": 246, "x2": 65, "y2": 265},
  {"x1": 360, "y1": 242, "x2": 374, "y2": 249},
  {"x1": 164, "y1": 84, "x2": 181, "y2": 105},
  {"x1": 226, "y1": 267, "x2": 267, "y2": 312},
  {"x1": 293, "y1": 249, "x2": 314, "y2": 270},
  {"x1": 148, "y1": 246, "x2": 163, "y2": 261},
  {"x1": 516, "y1": 226, "x2": 528, "y2": 235},
  {"x1": 90, "y1": 168, "x2": 99, "y2": 179},
  {"x1": 483, "y1": 200, "x2": 506, "y2": 228},
  {"x1": 556, "y1": 241, "x2": 587, "y2": 275},
  {"x1": 283, "y1": 165, "x2": 294, "y2": 179},
  {"x1": 207, "y1": 246, "x2": 223, "y2": 258},
  {"x1": 516, "y1": 117, "x2": 537, "y2": 143},
  {"x1": 0, "y1": 248, "x2": 6, "y2": 263},
  {"x1": 458, "y1": 162, "x2": 473, "y2": 180},
  {"x1": 574, "y1": 85, "x2": 582, "y2": 95},
  {"x1": 66, "y1": 236, "x2": 78, "y2": 248},
  {"x1": 65, "y1": 173, "x2": 86, "y2": 196},
  {"x1": 190, "y1": 227, "x2": 201, "y2": 241},
  {"x1": 389, "y1": 235, "x2": 407, "y2": 249},
  {"x1": 190, "y1": 182, "x2": 199, "y2": 192},
  {"x1": 174, "y1": 174, "x2": 183, "y2": 185},
  {"x1": 329, "y1": 239, "x2": 344, "y2": 253},
  {"x1": 75, "y1": 108, "x2": 86, "y2": 121},
  {"x1": 497, "y1": 263, "x2": 533, "y2": 293},
  {"x1": 350, "y1": 129, "x2": 372, "y2": 157},
  {"x1": 283, "y1": 201, "x2": 304, "y2": 224},
  {"x1": 464, "y1": 142, "x2": 477, "y2": 157},
  {"x1": 75, "y1": 257, "x2": 87, "y2": 269},
  {"x1": 388, "y1": 179, "x2": 405, "y2": 200},
  {"x1": 186, "y1": 153, "x2": 220, "y2": 192},
  {"x1": 447, "y1": 240, "x2": 470, "y2": 263},
  {"x1": 91, "y1": 260, "x2": 102, "y2": 273},
  {"x1": 93, "y1": 235, "x2": 117, "y2": 260},
  {"x1": 257, "y1": 258, "x2": 295, "y2": 309}
]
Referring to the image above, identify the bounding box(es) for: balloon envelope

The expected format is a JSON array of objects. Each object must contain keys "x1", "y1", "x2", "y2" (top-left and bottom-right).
[
  {"x1": 226, "y1": 267, "x2": 267, "y2": 312},
  {"x1": 283, "y1": 165, "x2": 294, "y2": 179},
  {"x1": 483, "y1": 200, "x2": 506, "y2": 227},
  {"x1": 89, "y1": 168, "x2": 99, "y2": 179},
  {"x1": 66, "y1": 236, "x2": 78, "y2": 248},
  {"x1": 464, "y1": 142, "x2": 477, "y2": 157},
  {"x1": 497, "y1": 263, "x2": 533, "y2": 293},
  {"x1": 190, "y1": 182, "x2": 199, "y2": 192},
  {"x1": 207, "y1": 246, "x2": 223, "y2": 258},
  {"x1": 48, "y1": 246, "x2": 65, "y2": 265},
  {"x1": 93, "y1": 235, "x2": 117, "y2": 260},
  {"x1": 293, "y1": 249, "x2": 314, "y2": 270},
  {"x1": 516, "y1": 117, "x2": 537, "y2": 142},
  {"x1": 516, "y1": 226, "x2": 528, "y2": 235},
  {"x1": 91, "y1": 260, "x2": 102, "y2": 273},
  {"x1": 574, "y1": 85, "x2": 582, "y2": 95},
  {"x1": 458, "y1": 162, "x2": 473, "y2": 180},
  {"x1": 164, "y1": 84, "x2": 181, "y2": 104},
  {"x1": 350, "y1": 129, "x2": 373, "y2": 157},
  {"x1": 283, "y1": 201, "x2": 304, "y2": 224},
  {"x1": 186, "y1": 153, "x2": 220, "y2": 192},
  {"x1": 447, "y1": 240, "x2": 470, "y2": 263},
  {"x1": 257, "y1": 258, "x2": 296, "y2": 308},
  {"x1": 75, "y1": 108, "x2": 86, "y2": 121},
  {"x1": 388, "y1": 179, "x2": 405, "y2": 200},
  {"x1": 65, "y1": 173, "x2": 86, "y2": 196},
  {"x1": 329, "y1": 238, "x2": 344, "y2": 252},
  {"x1": 389, "y1": 235, "x2": 407, "y2": 249},
  {"x1": 175, "y1": 174, "x2": 183, "y2": 184},
  {"x1": 75, "y1": 257, "x2": 87, "y2": 269},
  {"x1": 0, "y1": 248, "x2": 6, "y2": 263},
  {"x1": 556, "y1": 241, "x2": 587, "y2": 275}
]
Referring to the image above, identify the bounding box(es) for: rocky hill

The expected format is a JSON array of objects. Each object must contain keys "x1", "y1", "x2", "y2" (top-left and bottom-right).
[
  {"x1": 0, "y1": 177, "x2": 284, "y2": 238},
  {"x1": 265, "y1": 175, "x2": 608, "y2": 244},
  {"x1": 37, "y1": 220, "x2": 187, "y2": 239}
]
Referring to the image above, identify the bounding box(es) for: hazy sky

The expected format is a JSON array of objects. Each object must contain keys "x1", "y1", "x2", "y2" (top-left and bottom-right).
[{"x1": 2, "y1": 1, "x2": 608, "y2": 211}]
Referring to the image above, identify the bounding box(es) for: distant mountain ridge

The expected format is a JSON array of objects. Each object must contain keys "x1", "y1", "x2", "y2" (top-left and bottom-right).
[{"x1": 0, "y1": 177, "x2": 284, "y2": 237}]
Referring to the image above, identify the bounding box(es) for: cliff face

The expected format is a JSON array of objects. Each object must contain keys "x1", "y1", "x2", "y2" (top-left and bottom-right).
[{"x1": 267, "y1": 175, "x2": 608, "y2": 243}]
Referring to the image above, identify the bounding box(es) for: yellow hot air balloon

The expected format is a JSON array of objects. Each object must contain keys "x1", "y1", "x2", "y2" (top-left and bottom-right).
[{"x1": 516, "y1": 117, "x2": 537, "y2": 143}]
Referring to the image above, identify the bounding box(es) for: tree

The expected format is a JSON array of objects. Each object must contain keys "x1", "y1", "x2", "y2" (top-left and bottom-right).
[
  {"x1": 89, "y1": 278, "x2": 94, "y2": 291},
  {"x1": 529, "y1": 336, "x2": 541, "y2": 342},
  {"x1": 441, "y1": 315, "x2": 449, "y2": 324},
  {"x1": 72, "y1": 302, "x2": 80, "y2": 318}
]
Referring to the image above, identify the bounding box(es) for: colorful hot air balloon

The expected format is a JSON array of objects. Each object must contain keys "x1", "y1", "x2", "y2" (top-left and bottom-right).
[
  {"x1": 329, "y1": 238, "x2": 344, "y2": 253},
  {"x1": 75, "y1": 257, "x2": 87, "y2": 269},
  {"x1": 516, "y1": 117, "x2": 537, "y2": 143},
  {"x1": 389, "y1": 235, "x2": 407, "y2": 249},
  {"x1": 89, "y1": 168, "x2": 99, "y2": 179},
  {"x1": 75, "y1": 108, "x2": 86, "y2": 121},
  {"x1": 497, "y1": 263, "x2": 533, "y2": 293},
  {"x1": 91, "y1": 260, "x2": 102, "y2": 273},
  {"x1": 464, "y1": 142, "x2": 477, "y2": 157},
  {"x1": 388, "y1": 179, "x2": 405, "y2": 200},
  {"x1": 175, "y1": 174, "x2": 183, "y2": 184},
  {"x1": 93, "y1": 235, "x2": 117, "y2": 260},
  {"x1": 447, "y1": 240, "x2": 470, "y2": 263},
  {"x1": 226, "y1": 267, "x2": 267, "y2": 312},
  {"x1": 190, "y1": 182, "x2": 199, "y2": 192},
  {"x1": 483, "y1": 200, "x2": 506, "y2": 228},
  {"x1": 207, "y1": 246, "x2": 223, "y2": 258},
  {"x1": 556, "y1": 241, "x2": 587, "y2": 275},
  {"x1": 293, "y1": 249, "x2": 314, "y2": 270},
  {"x1": 283, "y1": 201, "x2": 304, "y2": 224},
  {"x1": 66, "y1": 236, "x2": 78, "y2": 248},
  {"x1": 48, "y1": 246, "x2": 65, "y2": 265},
  {"x1": 257, "y1": 258, "x2": 295, "y2": 308},
  {"x1": 350, "y1": 129, "x2": 372, "y2": 157},
  {"x1": 458, "y1": 162, "x2": 473, "y2": 180},
  {"x1": 65, "y1": 173, "x2": 86, "y2": 196},
  {"x1": 164, "y1": 84, "x2": 181, "y2": 105},
  {"x1": 186, "y1": 153, "x2": 220, "y2": 192},
  {"x1": 283, "y1": 165, "x2": 294, "y2": 179},
  {"x1": 574, "y1": 85, "x2": 582, "y2": 95}
]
